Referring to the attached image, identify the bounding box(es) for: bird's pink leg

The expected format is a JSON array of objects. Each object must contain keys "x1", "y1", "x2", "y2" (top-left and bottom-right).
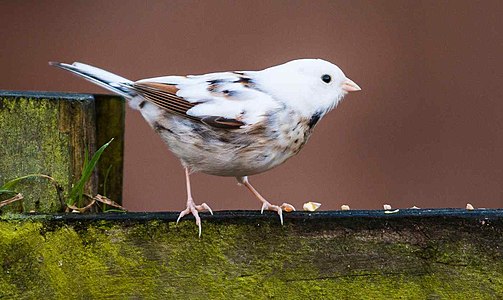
[
  {"x1": 176, "y1": 168, "x2": 213, "y2": 237},
  {"x1": 238, "y1": 176, "x2": 295, "y2": 225}
]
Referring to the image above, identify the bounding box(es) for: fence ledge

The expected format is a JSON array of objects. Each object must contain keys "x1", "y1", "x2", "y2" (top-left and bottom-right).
[{"x1": 1, "y1": 209, "x2": 502, "y2": 298}]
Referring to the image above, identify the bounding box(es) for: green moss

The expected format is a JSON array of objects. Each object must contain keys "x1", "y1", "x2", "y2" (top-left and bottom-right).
[
  {"x1": 0, "y1": 215, "x2": 502, "y2": 299},
  {"x1": 0, "y1": 92, "x2": 125, "y2": 213},
  {"x1": 0, "y1": 95, "x2": 80, "y2": 212}
]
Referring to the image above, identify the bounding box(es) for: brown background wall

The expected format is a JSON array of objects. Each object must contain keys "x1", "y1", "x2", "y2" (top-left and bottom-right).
[{"x1": 1, "y1": 1, "x2": 502, "y2": 211}]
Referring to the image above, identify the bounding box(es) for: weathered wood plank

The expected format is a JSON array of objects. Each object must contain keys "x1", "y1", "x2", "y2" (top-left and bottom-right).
[
  {"x1": 94, "y1": 95, "x2": 125, "y2": 205},
  {"x1": 1, "y1": 209, "x2": 502, "y2": 299},
  {"x1": 0, "y1": 91, "x2": 125, "y2": 212}
]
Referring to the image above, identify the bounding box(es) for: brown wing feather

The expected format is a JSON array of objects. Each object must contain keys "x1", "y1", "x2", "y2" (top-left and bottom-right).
[
  {"x1": 128, "y1": 81, "x2": 245, "y2": 129},
  {"x1": 139, "y1": 82, "x2": 179, "y2": 94},
  {"x1": 201, "y1": 116, "x2": 245, "y2": 129}
]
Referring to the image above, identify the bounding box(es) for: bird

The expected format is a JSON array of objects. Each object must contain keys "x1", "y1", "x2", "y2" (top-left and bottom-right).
[{"x1": 50, "y1": 59, "x2": 361, "y2": 236}]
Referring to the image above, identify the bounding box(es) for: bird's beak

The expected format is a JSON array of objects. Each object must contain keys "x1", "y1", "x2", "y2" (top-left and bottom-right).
[{"x1": 341, "y1": 78, "x2": 361, "y2": 92}]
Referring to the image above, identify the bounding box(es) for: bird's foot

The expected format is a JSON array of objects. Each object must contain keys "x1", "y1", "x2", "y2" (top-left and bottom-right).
[
  {"x1": 176, "y1": 199, "x2": 213, "y2": 237},
  {"x1": 260, "y1": 201, "x2": 296, "y2": 225}
]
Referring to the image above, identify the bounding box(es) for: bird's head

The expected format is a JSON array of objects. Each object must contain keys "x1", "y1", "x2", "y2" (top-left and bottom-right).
[{"x1": 254, "y1": 58, "x2": 361, "y2": 117}]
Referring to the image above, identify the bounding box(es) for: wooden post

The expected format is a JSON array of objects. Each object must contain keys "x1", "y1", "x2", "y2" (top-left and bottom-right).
[
  {"x1": 0, "y1": 91, "x2": 124, "y2": 212},
  {"x1": 0, "y1": 209, "x2": 502, "y2": 298}
]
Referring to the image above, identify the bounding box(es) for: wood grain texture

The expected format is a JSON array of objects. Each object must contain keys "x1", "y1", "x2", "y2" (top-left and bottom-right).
[
  {"x1": 0, "y1": 91, "x2": 124, "y2": 212},
  {"x1": 1, "y1": 209, "x2": 502, "y2": 299},
  {"x1": 94, "y1": 94, "x2": 125, "y2": 204}
]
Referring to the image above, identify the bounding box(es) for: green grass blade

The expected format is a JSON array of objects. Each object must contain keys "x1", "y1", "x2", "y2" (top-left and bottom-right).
[
  {"x1": 68, "y1": 138, "x2": 114, "y2": 205},
  {"x1": 1, "y1": 174, "x2": 53, "y2": 191}
]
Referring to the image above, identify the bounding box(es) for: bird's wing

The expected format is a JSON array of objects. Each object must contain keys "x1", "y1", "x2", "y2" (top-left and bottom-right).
[{"x1": 128, "y1": 71, "x2": 281, "y2": 129}]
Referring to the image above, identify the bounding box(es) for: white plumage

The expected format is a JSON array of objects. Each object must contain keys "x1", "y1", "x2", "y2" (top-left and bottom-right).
[{"x1": 51, "y1": 58, "x2": 361, "y2": 236}]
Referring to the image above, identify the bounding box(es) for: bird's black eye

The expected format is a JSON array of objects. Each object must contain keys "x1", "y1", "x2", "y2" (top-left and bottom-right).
[{"x1": 321, "y1": 74, "x2": 331, "y2": 83}]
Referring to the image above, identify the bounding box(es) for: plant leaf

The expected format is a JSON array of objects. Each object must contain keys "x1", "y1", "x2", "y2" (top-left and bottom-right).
[
  {"x1": 68, "y1": 138, "x2": 114, "y2": 205},
  {"x1": 0, "y1": 193, "x2": 23, "y2": 208},
  {"x1": 94, "y1": 194, "x2": 125, "y2": 210},
  {"x1": 0, "y1": 189, "x2": 15, "y2": 196},
  {"x1": 1, "y1": 174, "x2": 55, "y2": 191}
]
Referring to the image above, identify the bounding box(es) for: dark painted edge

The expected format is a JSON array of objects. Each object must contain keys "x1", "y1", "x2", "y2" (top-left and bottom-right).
[
  {"x1": 0, "y1": 90, "x2": 96, "y2": 99},
  {"x1": 0, "y1": 90, "x2": 118, "y2": 100},
  {"x1": 3, "y1": 208, "x2": 503, "y2": 223}
]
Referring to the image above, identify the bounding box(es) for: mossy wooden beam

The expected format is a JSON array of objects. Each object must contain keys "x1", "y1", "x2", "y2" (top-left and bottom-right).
[
  {"x1": 1, "y1": 209, "x2": 502, "y2": 299},
  {"x1": 0, "y1": 91, "x2": 125, "y2": 212}
]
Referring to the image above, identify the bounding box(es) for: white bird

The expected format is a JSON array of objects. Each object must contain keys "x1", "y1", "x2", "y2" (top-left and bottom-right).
[{"x1": 50, "y1": 59, "x2": 361, "y2": 236}]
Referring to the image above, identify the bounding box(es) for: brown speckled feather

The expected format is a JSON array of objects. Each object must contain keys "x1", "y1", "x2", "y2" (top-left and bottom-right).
[{"x1": 128, "y1": 81, "x2": 244, "y2": 129}]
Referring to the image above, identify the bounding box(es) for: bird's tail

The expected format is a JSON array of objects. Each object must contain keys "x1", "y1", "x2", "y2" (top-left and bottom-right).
[{"x1": 49, "y1": 61, "x2": 136, "y2": 99}]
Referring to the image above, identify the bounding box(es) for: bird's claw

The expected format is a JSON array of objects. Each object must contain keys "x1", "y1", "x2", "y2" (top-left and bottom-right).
[
  {"x1": 260, "y1": 201, "x2": 295, "y2": 225},
  {"x1": 196, "y1": 203, "x2": 213, "y2": 215},
  {"x1": 176, "y1": 201, "x2": 213, "y2": 237}
]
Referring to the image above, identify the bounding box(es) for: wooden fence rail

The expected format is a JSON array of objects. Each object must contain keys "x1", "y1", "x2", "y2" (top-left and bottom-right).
[{"x1": 1, "y1": 210, "x2": 502, "y2": 299}]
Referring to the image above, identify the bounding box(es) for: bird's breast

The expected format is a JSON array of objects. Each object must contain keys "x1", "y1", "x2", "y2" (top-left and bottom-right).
[{"x1": 148, "y1": 110, "x2": 316, "y2": 176}]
